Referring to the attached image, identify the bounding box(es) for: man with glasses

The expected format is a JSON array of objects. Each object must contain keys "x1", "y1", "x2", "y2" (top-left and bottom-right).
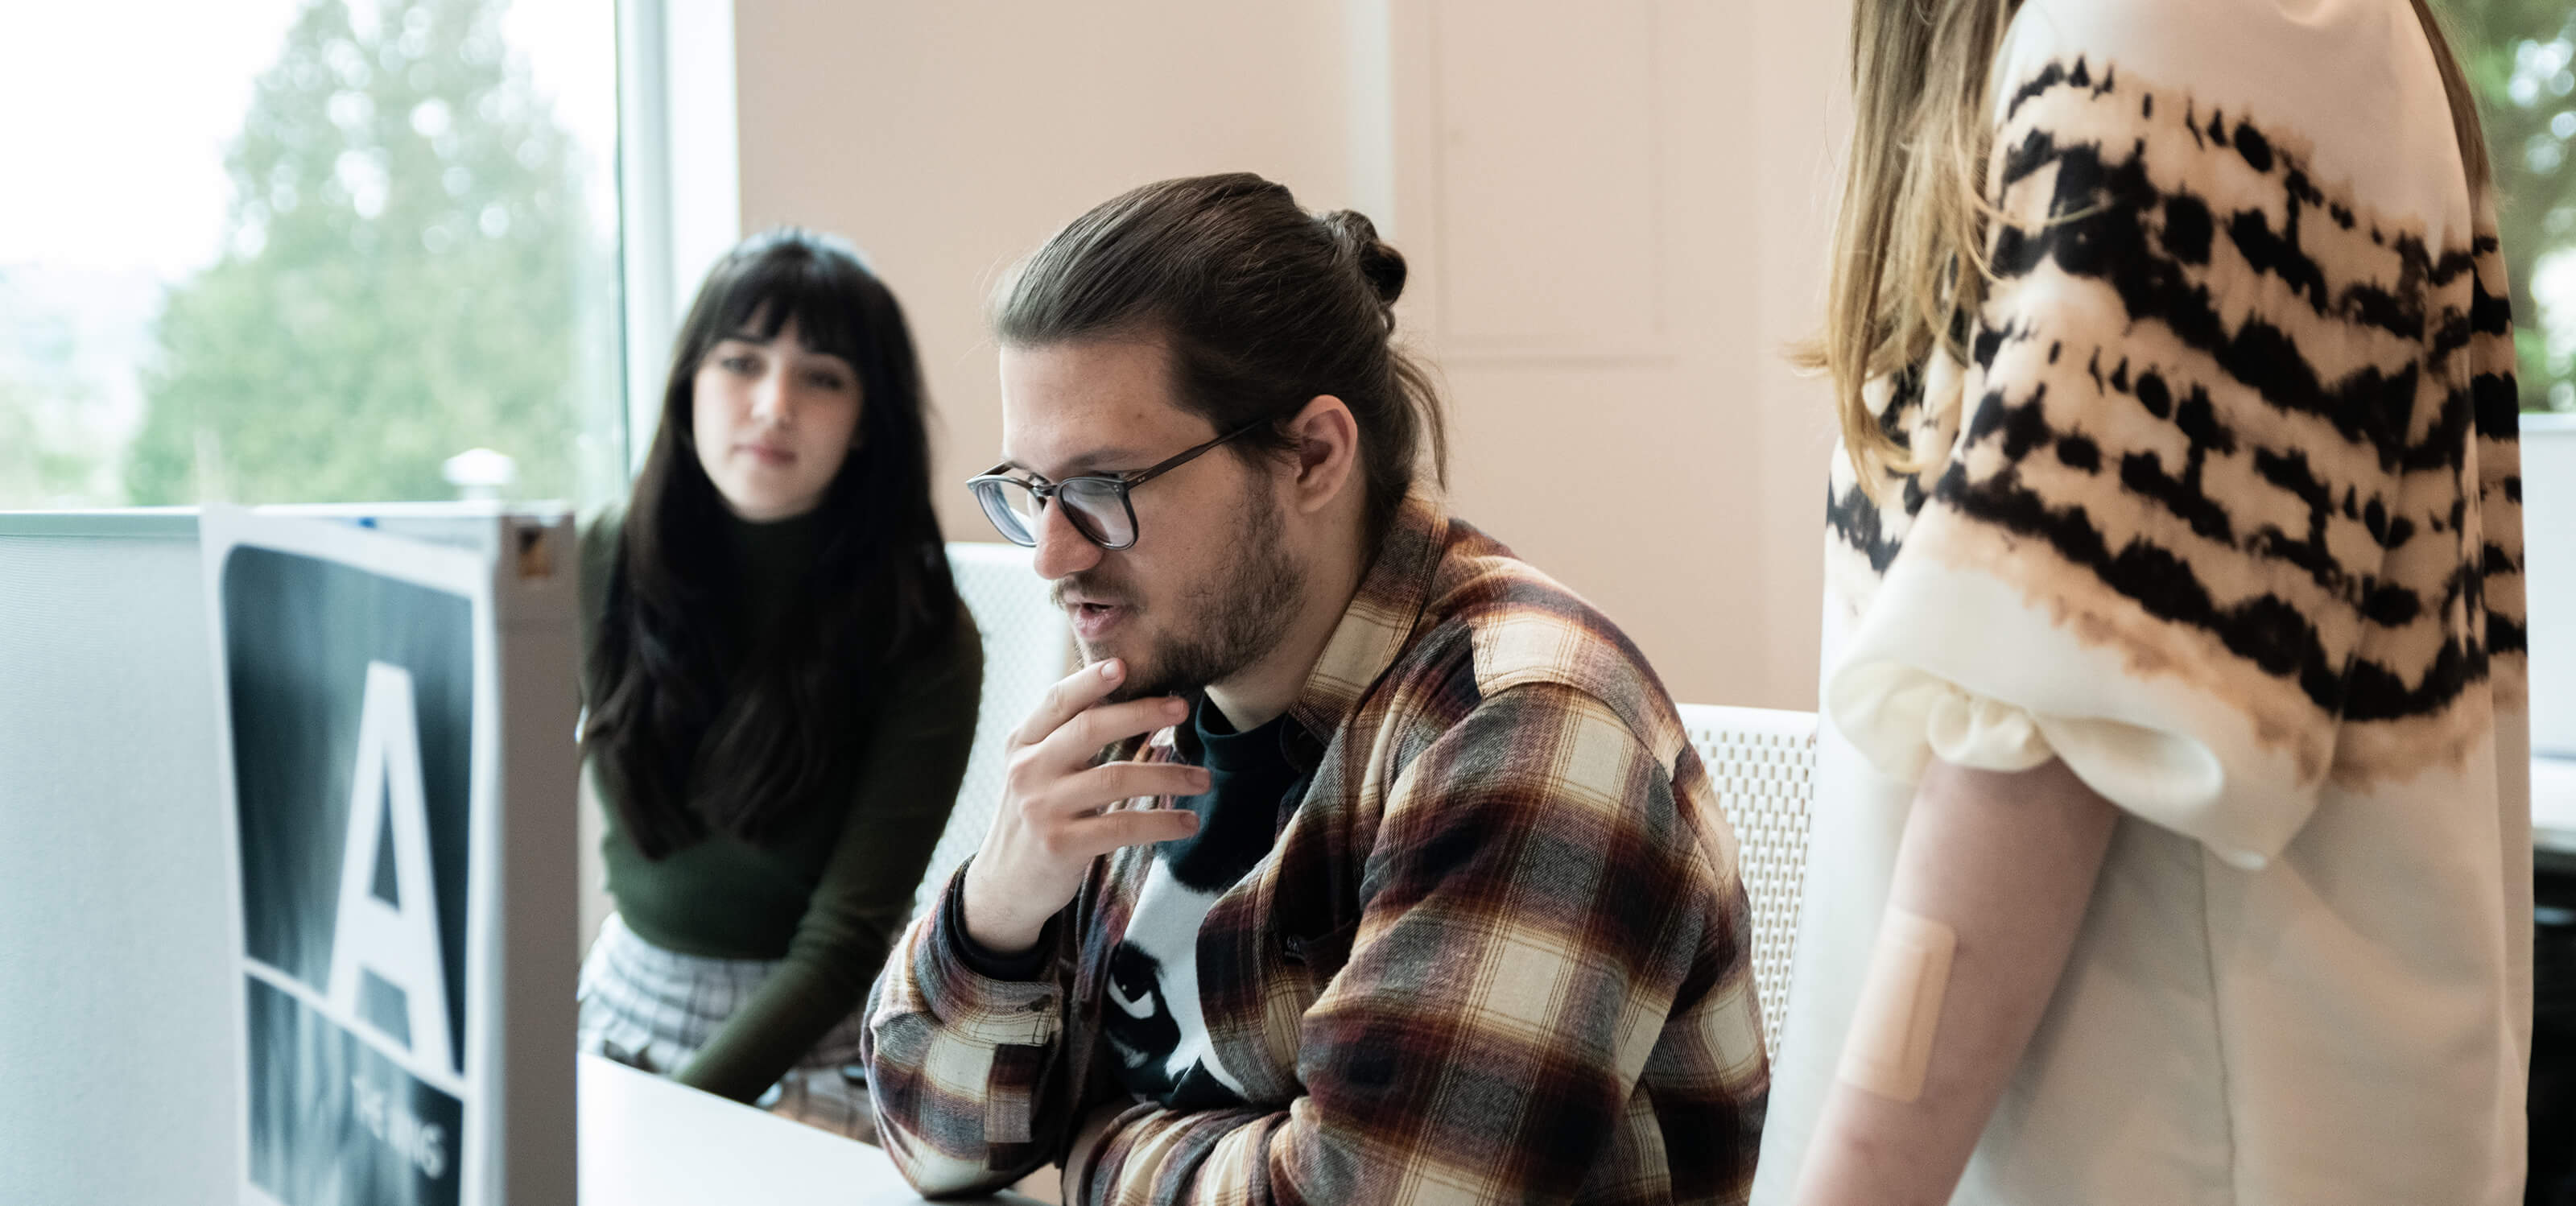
[{"x1": 861, "y1": 173, "x2": 1766, "y2": 1204}]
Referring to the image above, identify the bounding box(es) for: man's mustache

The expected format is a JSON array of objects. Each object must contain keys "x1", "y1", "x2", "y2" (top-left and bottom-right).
[{"x1": 1050, "y1": 572, "x2": 1136, "y2": 609}]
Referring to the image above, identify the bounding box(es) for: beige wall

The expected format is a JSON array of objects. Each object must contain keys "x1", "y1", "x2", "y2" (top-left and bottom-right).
[{"x1": 733, "y1": 0, "x2": 1849, "y2": 710}]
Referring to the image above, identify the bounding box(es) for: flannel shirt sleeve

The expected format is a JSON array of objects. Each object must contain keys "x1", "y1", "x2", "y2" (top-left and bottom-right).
[
  {"x1": 861, "y1": 858, "x2": 1082, "y2": 1196},
  {"x1": 1068, "y1": 681, "x2": 1765, "y2": 1205}
]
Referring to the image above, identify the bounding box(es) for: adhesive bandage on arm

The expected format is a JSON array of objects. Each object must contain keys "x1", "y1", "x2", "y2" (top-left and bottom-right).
[{"x1": 1836, "y1": 907, "x2": 1958, "y2": 1104}]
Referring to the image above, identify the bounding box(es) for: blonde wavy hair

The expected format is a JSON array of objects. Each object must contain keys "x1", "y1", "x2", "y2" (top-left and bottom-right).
[{"x1": 1811, "y1": 0, "x2": 2494, "y2": 490}]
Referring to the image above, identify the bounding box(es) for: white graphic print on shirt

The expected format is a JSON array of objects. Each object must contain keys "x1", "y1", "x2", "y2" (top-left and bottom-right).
[
  {"x1": 1099, "y1": 709, "x2": 1297, "y2": 1110},
  {"x1": 1102, "y1": 854, "x2": 1256, "y2": 1108}
]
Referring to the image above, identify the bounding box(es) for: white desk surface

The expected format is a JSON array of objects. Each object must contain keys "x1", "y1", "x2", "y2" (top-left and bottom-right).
[{"x1": 579, "y1": 1053, "x2": 1043, "y2": 1204}]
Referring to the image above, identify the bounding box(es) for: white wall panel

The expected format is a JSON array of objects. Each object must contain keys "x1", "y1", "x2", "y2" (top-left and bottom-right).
[
  {"x1": 1384, "y1": 0, "x2": 1846, "y2": 708},
  {"x1": 1427, "y1": 0, "x2": 1665, "y2": 359}
]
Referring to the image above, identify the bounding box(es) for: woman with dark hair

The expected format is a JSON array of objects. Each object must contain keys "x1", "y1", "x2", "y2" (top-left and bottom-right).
[
  {"x1": 573, "y1": 228, "x2": 980, "y2": 1140},
  {"x1": 1760, "y1": 2, "x2": 2529, "y2": 1203}
]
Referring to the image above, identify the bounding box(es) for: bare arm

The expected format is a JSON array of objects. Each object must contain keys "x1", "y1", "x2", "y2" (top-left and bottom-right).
[{"x1": 1790, "y1": 756, "x2": 2120, "y2": 1206}]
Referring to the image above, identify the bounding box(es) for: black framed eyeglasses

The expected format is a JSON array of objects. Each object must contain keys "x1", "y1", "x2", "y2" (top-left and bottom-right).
[{"x1": 967, "y1": 420, "x2": 1265, "y2": 551}]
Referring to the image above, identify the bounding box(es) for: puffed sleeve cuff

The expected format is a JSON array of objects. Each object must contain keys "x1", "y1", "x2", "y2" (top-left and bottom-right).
[{"x1": 1826, "y1": 560, "x2": 2318, "y2": 871}]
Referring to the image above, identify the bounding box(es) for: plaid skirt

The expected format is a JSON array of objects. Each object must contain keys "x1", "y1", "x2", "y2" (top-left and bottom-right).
[{"x1": 576, "y1": 913, "x2": 875, "y2": 1142}]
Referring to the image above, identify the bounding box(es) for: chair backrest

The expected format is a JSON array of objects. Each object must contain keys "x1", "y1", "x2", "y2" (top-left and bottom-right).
[
  {"x1": 1674, "y1": 702, "x2": 1817, "y2": 1062},
  {"x1": 917, "y1": 543, "x2": 1075, "y2": 919}
]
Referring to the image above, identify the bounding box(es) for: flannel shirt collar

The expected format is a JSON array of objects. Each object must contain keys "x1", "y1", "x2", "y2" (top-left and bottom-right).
[{"x1": 1278, "y1": 483, "x2": 1448, "y2": 762}]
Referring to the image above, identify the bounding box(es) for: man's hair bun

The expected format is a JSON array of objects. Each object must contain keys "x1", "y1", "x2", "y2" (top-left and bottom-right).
[{"x1": 1319, "y1": 209, "x2": 1407, "y2": 309}]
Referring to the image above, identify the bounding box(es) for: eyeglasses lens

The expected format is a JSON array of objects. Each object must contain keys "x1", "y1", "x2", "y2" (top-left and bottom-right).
[
  {"x1": 1059, "y1": 479, "x2": 1134, "y2": 548},
  {"x1": 973, "y1": 479, "x2": 1040, "y2": 547}
]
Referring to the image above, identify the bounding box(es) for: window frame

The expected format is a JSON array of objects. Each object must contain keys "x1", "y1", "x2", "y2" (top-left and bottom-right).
[{"x1": 617, "y1": 0, "x2": 741, "y2": 476}]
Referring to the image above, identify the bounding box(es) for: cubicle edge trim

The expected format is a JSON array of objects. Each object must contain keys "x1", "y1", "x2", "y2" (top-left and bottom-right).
[
  {"x1": 0, "y1": 502, "x2": 583, "y2": 541},
  {"x1": 0, "y1": 510, "x2": 199, "y2": 539}
]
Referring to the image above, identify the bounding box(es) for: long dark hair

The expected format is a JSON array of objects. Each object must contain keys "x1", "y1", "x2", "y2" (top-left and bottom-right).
[
  {"x1": 584, "y1": 228, "x2": 960, "y2": 858},
  {"x1": 992, "y1": 173, "x2": 1446, "y2": 544}
]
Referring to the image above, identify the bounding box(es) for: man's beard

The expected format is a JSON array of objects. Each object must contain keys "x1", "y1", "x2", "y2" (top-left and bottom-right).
[{"x1": 1058, "y1": 487, "x2": 1306, "y2": 704}]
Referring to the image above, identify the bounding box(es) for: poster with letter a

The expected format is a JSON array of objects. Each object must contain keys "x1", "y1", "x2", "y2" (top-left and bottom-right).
[{"x1": 202, "y1": 507, "x2": 578, "y2": 1206}]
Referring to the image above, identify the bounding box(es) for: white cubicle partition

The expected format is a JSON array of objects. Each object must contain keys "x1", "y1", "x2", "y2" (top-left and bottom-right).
[{"x1": 1, "y1": 512, "x2": 237, "y2": 1204}]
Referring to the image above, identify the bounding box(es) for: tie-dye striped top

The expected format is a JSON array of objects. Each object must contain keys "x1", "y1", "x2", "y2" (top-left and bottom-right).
[{"x1": 1756, "y1": 2, "x2": 2533, "y2": 1203}]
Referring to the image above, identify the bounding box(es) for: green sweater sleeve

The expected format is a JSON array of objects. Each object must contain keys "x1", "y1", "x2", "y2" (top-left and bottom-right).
[{"x1": 675, "y1": 609, "x2": 985, "y2": 1101}]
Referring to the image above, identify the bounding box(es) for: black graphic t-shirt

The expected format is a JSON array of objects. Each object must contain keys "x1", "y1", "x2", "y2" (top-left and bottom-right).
[{"x1": 1099, "y1": 696, "x2": 1307, "y2": 1109}]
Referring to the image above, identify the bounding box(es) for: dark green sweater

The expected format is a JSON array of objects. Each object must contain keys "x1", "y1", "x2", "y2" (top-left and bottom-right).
[{"x1": 577, "y1": 509, "x2": 981, "y2": 1102}]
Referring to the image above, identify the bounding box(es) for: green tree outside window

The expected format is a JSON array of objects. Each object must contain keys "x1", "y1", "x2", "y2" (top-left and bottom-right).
[
  {"x1": 126, "y1": 0, "x2": 618, "y2": 506},
  {"x1": 2449, "y1": 0, "x2": 2576, "y2": 413}
]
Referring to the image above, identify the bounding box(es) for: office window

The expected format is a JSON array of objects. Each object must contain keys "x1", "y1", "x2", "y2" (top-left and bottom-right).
[{"x1": 0, "y1": 0, "x2": 621, "y2": 509}]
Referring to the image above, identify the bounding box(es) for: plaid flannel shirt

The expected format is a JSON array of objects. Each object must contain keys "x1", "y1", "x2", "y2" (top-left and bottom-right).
[{"x1": 861, "y1": 487, "x2": 1767, "y2": 1204}]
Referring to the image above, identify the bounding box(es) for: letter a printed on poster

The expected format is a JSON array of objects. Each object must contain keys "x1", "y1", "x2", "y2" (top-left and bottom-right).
[{"x1": 327, "y1": 662, "x2": 456, "y2": 1080}]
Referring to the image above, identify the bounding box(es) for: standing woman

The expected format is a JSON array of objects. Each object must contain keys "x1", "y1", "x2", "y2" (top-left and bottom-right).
[
  {"x1": 576, "y1": 229, "x2": 981, "y2": 1139},
  {"x1": 1762, "y1": 2, "x2": 2529, "y2": 1203}
]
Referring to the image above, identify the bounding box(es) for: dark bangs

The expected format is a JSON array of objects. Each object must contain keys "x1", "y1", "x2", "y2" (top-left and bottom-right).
[
  {"x1": 709, "y1": 246, "x2": 871, "y2": 363},
  {"x1": 688, "y1": 232, "x2": 896, "y2": 407}
]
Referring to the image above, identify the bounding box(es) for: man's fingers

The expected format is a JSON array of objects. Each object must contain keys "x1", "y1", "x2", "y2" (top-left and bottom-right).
[
  {"x1": 1012, "y1": 659, "x2": 1128, "y2": 747},
  {"x1": 1066, "y1": 807, "x2": 1200, "y2": 857},
  {"x1": 1043, "y1": 762, "x2": 1212, "y2": 816},
  {"x1": 1040, "y1": 694, "x2": 1190, "y2": 762}
]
